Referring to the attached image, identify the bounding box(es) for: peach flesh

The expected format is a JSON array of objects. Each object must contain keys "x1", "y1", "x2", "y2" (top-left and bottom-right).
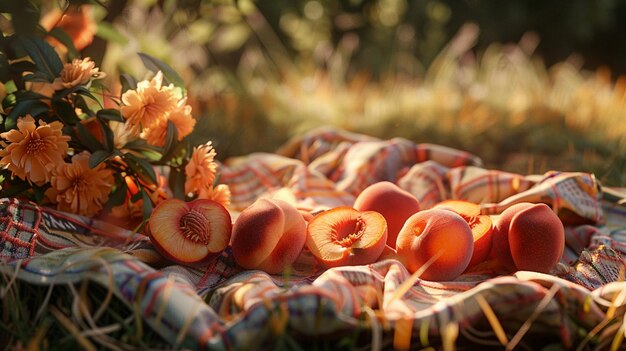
[
  {"x1": 353, "y1": 181, "x2": 420, "y2": 248},
  {"x1": 395, "y1": 209, "x2": 473, "y2": 281},
  {"x1": 148, "y1": 199, "x2": 232, "y2": 265},
  {"x1": 306, "y1": 206, "x2": 388, "y2": 268},
  {"x1": 231, "y1": 198, "x2": 307, "y2": 274}
]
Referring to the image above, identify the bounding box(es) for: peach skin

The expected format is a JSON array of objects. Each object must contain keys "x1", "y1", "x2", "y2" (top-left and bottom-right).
[
  {"x1": 353, "y1": 181, "x2": 420, "y2": 248},
  {"x1": 231, "y1": 198, "x2": 307, "y2": 274},
  {"x1": 492, "y1": 202, "x2": 565, "y2": 273},
  {"x1": 395, "y1": 209, "x2": 474, "y2": 281},
  {"x1": 433, "y1": 200, "x2": 493, "y2": 269}
]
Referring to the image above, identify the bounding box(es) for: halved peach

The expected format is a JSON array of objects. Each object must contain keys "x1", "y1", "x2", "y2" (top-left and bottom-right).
[
  {"x1": 353, "y1": 181, "x2": 420, "y2": 248},
  {"x1": 306, "y1": 206, "x2": 388, "y2": 268},
  {"x1": 148, "y1": 198, "x2": 232, "y2": 265},
  {"x1": 395, "y1": 209, "x2": 474, "y2": 281},
  {"x1": 231, "y1": 198, "x2": 307, "y2": 274},
  {"x1": 433, "y1": 200, "x2": 493, "y2": 268}
]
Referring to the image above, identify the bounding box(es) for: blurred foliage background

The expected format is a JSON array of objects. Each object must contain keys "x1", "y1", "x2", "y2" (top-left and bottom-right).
[{"x1": 24, "y1": 0, "x2": 626, "y2": 185}]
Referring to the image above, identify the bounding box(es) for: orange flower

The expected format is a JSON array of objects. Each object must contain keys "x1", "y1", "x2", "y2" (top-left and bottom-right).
[
  {"x1": 198, "y1": 184, "x2": 231, "y2": 207},
  {"x1": 142, "y1": 100, "x2": 196, "y2": 146},
  {"x1": 184, "y1": 141, "x2": 218, "y2": 195},
  {"x1": 0, "y1": 115, "x2": 70, "y2": 185},
  {"x1": 46, "y1": 152, "x2": 114, "y2": 217},
  {"x1": 121, "y1": 72, "x2": 177, "y2": 135},
  {"x1": 41, "y1": 4, "x2": 97, "y2": 51},
  {"x1": 53, "y1": 57, "x2": 105, "y2": 90}
]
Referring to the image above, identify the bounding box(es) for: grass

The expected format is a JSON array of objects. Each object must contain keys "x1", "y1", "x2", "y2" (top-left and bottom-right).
[
  {"x1": 182, "y1": 24, "x2": 626, "y2": 187},
  {"x1": 0, "y1": 268, "x2": 170, "y2": 350},
  {"x1": 3, "y1": 254, "x2": 626, "y2": 350},
  {"x1": 3, "y1": 2, "x2": 626, "y2": 349}
]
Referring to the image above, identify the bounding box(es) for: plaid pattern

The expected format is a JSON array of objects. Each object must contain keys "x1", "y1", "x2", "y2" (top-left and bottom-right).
[{"x1": 1, "y1": 127, "x2": 626, "y2": 349}]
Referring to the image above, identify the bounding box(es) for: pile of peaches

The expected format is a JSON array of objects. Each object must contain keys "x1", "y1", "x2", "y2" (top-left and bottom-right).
[{"x1": 147, "y1": 182, "x2": 565, "y2": 281}]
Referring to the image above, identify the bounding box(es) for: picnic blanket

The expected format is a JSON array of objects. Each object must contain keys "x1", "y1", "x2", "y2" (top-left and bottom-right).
[{"x1": 2, "y1": 127, "x2": 626, "y2": 349}]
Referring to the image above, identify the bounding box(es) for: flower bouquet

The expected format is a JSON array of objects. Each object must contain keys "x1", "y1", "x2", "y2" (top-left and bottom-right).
[{"x1": 0, "y1": 3, "x2": 230, "y2": 232}]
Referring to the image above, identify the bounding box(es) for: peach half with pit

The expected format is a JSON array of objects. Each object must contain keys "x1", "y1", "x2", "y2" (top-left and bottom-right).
[
  {"x1": 306, "y1": 206, "x2": 388, "y2": 268},
  {"x1": 433, "y1": 200, "x2": 493, "y2": 268},
  {"x1": 492, "y1": 202, "x2": 565, "y2": 273},
  {"x1": 231, "y1": 198, "x2": 307, "y2": 274},
  {"x1": 148, "y1": 198, "x2": 232, "y2": 265},
  {"x1": 353, "y1": 181, "x2": 420, "y2": 248},
  {"x1": 395, "y1": 209, "x2": 474, "y2": 281}
]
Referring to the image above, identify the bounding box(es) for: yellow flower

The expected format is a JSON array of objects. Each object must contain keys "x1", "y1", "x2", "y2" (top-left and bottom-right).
[
  {"x1": 53, "y1": 57, "x2": 104, "y2": 90},
  {"x1": 46, "y1": 152, "x2": 114, "y2": 217},
  {"x1": 198, "y1": 184, "x2": 231, "y2": 208},
  {"x1": 120, "y1": 71, "x2": 177, "y2": 135},
  {"x1": 185, "y1": 141, "x2": 218, "y2": 195},
  {"x1": 142, "y1": 100, "x2": 196, "y2": 146},
  {"x1": 0, "y1": 115, "x2": 70, "y2": 185}
]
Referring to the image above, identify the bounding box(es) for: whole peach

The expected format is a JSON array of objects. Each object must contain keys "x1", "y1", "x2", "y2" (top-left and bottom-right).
[
  {"x1": 396, "y1": 209, "x2": 474, "y2": 281},
  {"x1": 491, "y1": 202, "x2": 535, "y2": 272},
  {"x1": 354, "y1": 181, "x2": 420, "y2": 248},
  {"x1": 508, "y1": 203, "x2": 565, "y2": 273},
  {"x1": 231, "y1": 198, "x2": 307, "y2": 274}
]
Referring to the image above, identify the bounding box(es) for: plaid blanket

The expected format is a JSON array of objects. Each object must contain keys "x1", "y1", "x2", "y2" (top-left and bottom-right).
[{"x1": 1, "y1": 127, "x2": 626, "y2": 349}]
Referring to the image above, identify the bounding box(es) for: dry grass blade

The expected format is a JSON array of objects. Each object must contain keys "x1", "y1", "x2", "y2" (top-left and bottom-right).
[
  {"x1": 49, "y1": 305, "x2": 98, "y2": 351},
  {"x1": 506, "y1": 284, "x2": 560, "y2": 351},
  {"x1": 363, "y1": 306, "x2": 382, "y2": 351},
  {"x1": 0, "y1": 259, "x2": 21, "y2": 299},
  {"x1": 386, "y1": 251, "x2": 443, "y2": 307},
  {"x1": 92, "y1": 256, "x2": 116, "y2": 322},
  {"x1": 610, "y1": 319, "x2": 625, "y2": 351},
  {"x1": 475, "y1": 294, "x2": 509, "y2": 346},
  {"x1": 393, "y1": 316, "x2": 413, "y2": 350},
  {"x1": 419, "y1": 318, "x2": 430, "y2": 347},
  {"x1": 174, "y1": 296, "x2": 201, "y2": 347},
  {"x1": 155, "y1": 274, "x2": 176, "y2": 325},
  {"x1": 442, "y1": 321, "x2": 459, "y2": 351}
]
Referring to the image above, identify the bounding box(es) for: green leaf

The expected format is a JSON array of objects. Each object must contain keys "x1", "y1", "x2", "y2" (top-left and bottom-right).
[
  {"x1": 0, "y1": 53, "x2": 9, "y2": 83},
  {"x1": 0, "y1": 180, "x2": 31, "y2": 198},
  {"x1": 105, "y1": 178, "x2": 128, "y2": 210},
  {"x1": 120, "y1": 73, "x2": 137, "y2": 94},
  {"x1": 96, "y1": 22, "x2": 128, "y2": 45},
  {"x1": 89, "y1": 150, "x2": 112, "y2": 169},
  {"x1": 15, "y1": 35, "x2": 63, "y2": 80},
  {"x1": 124, "y1": 153, "x2": 157, "y2": 184},
  {"x1": 22, "y1": 71, "x2": 52, "y2": 83},
  {"x1": 8, "y1": 98, "x2": 49, "y2": 121},
  {"x1": 97, "y1": 118, "x2": 115, "y2": 152},
  {"x1": 74, "y1": 87, "x2": 103, "y2": 108},
  {"x1": 52, "y1": 100, "x2": 81, "y2": 125},
  {"x1": 141, "y1": 190, "x2": 153, "y2": 219},
  {"x1": 168, "y1": 167, "x2": 186, "y2": 199},
  {"x1": 137, "y1": 53, "x2": 185, "y2": 89},
  {"x1": 75, "y1": 122, "x2": 104, "y2": 152},
  {"x1": 159, "y1": 120, "x2": 179, "y2": 162},
  {"x1": 96, "y1": 108, "x2": 124, "y2": 122},
  {"x1": 2, "y1": 2, "x2": 40, "y2": 35},
  {"x1": 123, "y1": 139, "x2": 161, "y2": 155},
  {"x1": 49, "y1": 28, "x2": 79, "y2": 59}
]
